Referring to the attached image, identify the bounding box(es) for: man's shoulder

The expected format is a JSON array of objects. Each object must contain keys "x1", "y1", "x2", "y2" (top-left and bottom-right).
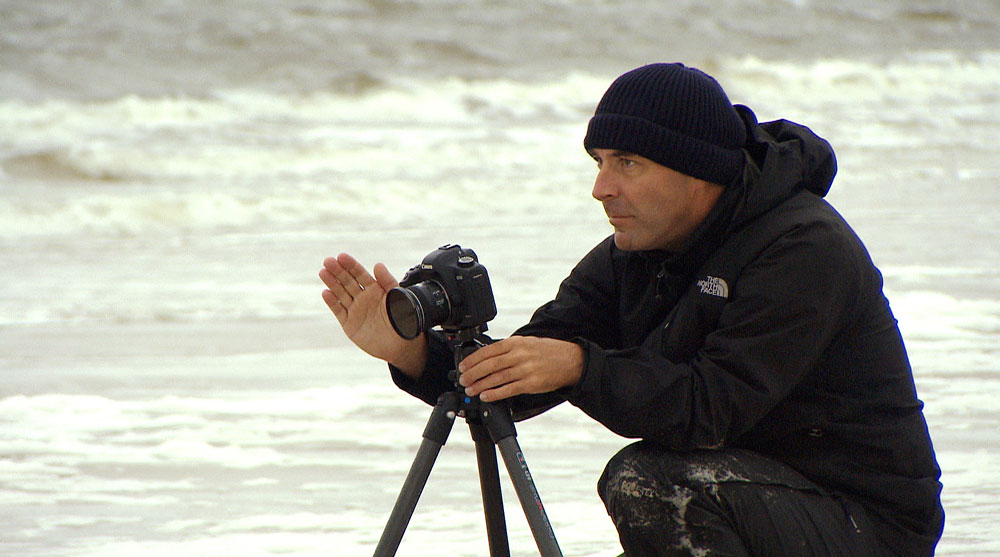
[
  {"x1": 704, "y1": 191, "x2": 870, "y2": 285},
  {"x1": 755, "y1": 188, "x2": 836, "y2": 223},
  {"x1": 738, "y1": 190, "x2": 861, "y2": 249}
]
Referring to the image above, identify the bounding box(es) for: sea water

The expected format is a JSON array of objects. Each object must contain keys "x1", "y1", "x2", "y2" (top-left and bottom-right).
[{"x1": 2, "y1": 1, "x2": 999, "y2": 555}]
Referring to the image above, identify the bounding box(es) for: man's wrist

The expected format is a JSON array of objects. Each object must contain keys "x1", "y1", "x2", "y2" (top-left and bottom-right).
[{"x1": 389, "y1": 335, "x2": 428, "y2": 379}]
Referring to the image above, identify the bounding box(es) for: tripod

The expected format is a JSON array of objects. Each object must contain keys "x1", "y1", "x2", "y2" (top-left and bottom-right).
[{"x1": 374, "y1": 327, "x2": 563, "y2": 556}]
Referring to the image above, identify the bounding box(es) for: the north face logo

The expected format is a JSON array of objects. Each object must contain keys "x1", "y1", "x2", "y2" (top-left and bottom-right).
[{"x1": 697, "y1": 276, "x2": 729, "y2": 299}]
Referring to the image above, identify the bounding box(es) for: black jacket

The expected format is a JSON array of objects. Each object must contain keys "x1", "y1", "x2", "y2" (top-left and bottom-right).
[{"x1": 392, "y1": 107, "x2": 944, "y2": 554}]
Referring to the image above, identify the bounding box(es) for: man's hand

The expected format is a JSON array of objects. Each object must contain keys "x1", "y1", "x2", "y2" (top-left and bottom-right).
[
  {"x1": 457, "y1": 336, "x2": 584, "y2": 402},
  {"x1": 319, "y1": 254, "x2": 427, "y2": 377}
]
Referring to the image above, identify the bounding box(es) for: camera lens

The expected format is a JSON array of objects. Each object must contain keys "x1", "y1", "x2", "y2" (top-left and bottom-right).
[{"x1": 386, "y1": 281, "x2": 450, "y2": 339}]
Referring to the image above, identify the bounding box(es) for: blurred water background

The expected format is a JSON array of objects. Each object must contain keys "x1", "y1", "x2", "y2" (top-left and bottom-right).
[{"x1": 1, "y1": 1, "x2": 998, "y2": 555}]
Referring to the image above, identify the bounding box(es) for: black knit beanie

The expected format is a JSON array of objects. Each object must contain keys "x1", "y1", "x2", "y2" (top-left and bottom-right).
[{"x1": 584, "y1": 63, "x2": 746, "y2": 185}]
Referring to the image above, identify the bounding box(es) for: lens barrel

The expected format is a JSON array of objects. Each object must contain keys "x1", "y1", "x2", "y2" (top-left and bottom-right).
[{"x1": 386, "y1": 281, "x2": 450, "y2": 340}]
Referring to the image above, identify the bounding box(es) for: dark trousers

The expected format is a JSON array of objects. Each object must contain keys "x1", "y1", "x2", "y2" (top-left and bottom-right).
[{"x1": 598, "y1": 442, "x2": 890, "y2": 556}]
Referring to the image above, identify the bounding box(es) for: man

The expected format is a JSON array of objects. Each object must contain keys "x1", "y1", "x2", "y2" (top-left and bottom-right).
[{"x1": 320, "y1": 63, "x2": 944, "y2": 555}]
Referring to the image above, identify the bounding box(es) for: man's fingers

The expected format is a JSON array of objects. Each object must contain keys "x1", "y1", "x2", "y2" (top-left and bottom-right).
[
  {"x1": 320, "y1": 254, "x2": 383, "y2": 326},
  {"x1": 320, "y1": 258, "x2": 358, "y2": 302},
  {"x1": 320, "y1": 254, "x2": 371, "y2": 299},
  {"x1": 463, "y1": 365, "x2": 515, "y2": 398},
  {"x1": 458, "y1": 339, "x2": 509, "y2": 374},
  {"x1": 337, "y1": 253, "x2": 378, "y2": 290},
  {"x1": 479, "y1": 382, "x2": 519, "y2": 403},
  {"x1": 459, "y1": 345, "x2": 520, "y2": 396},
  {"x1": 320, "y1": 289, "x2": 348, "y2": 324},
  {"x1": 319, "y1": 264, "x2": 352, "y2": 298}
]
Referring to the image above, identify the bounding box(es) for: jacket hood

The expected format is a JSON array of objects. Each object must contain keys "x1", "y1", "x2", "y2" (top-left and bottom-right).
[{"x1": 731, "y1": 105, "x2": 837, "y2": 228}]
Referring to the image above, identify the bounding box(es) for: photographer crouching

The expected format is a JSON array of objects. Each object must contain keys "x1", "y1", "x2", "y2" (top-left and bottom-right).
[{"x1": 320, "y1": 63, "x2": 944, "y2": 556}]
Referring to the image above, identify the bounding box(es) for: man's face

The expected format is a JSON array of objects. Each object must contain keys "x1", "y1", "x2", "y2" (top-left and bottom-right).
[{"x1": 590, "y1": 148, "x2": 725, "y2": 252}]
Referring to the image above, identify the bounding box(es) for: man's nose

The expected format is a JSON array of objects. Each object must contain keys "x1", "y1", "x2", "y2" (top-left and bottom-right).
[{"x1": 592, "y1": 167, "x2": 617, "y2": 201}]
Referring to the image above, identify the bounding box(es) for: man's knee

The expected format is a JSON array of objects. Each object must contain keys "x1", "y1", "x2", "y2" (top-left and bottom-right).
[
  {"x1": 598, "y1": 442, "x2": 702, "y2": 525},
  {"x1": 600, "y1": 442, "x2": 661, "y2": 508},
  {"x1": 598, "y1": 442, "x2": 751, "y2": 502},
  {"x1": 597, "y1": 442, "x2": 747, "y2": 555}
]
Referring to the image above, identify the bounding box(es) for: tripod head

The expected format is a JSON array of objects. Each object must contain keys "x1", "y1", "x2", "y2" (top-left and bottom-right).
[
  {"x1": 443, "y1": 325, "x2": 492, "y2": 385},
  {"x1": 439, "y1": 326, "x2": 517, "y2": 442}
]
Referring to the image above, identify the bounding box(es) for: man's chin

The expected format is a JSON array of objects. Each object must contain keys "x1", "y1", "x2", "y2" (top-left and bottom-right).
[
  {"x1": 613, "y1": 232, "x2": 667, "y2": 252},
  {"x1": 613, "y1": 232, "x2": 639, "y2": 251}
]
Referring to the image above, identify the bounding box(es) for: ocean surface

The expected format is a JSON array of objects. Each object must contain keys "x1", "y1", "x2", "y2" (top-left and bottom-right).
[{"x1": 2, "y1": 1, "x2": 999, "y2": 555}]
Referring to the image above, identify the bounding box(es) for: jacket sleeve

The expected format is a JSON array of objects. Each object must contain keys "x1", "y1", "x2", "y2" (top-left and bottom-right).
[
  {"x1": 565, "y1": 220, "x2": 866, "y2": 449},
  {"x1": 388, "y1": 329, "x2": 459, "y2": 406}
]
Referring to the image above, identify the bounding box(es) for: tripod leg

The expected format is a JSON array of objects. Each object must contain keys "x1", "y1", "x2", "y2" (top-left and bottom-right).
[
  {"x1": 478, "y1": 404, "x2": 563, "y2": 557},
  {"x1": 374, "y1": 393, "x2": 460, "y2": 557},
  {"x1": 469, "y1": 422, "x2": 511, "y2": 557},
  {"x1": 495, "y1": 436, "x2": 563, "y2": 557}
]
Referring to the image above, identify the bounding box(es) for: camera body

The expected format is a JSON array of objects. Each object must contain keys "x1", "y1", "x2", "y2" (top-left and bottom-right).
[{"x1": 386, "y1": 244, "x2": 497, "y2": 339}]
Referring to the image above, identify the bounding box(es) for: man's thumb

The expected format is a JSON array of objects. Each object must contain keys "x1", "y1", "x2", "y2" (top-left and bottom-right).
[{"x1": 373, "y1": 263, "x2": 399, "y2": 290}]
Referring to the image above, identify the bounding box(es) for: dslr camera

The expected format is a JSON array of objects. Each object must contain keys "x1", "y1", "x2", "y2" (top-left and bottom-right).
[{"x1": 386, "y1": 244, "x2": 497, "y2": 340}]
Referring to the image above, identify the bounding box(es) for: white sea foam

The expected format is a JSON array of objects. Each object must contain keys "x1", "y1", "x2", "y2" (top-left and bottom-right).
[
  {"x1": 3, "y1": 53, "x2": 998, "y2": 241},
  {"x1": 0, "y1": 386, "x2": 428, "y2": 471},
  {"x1": 893, "y1": 290, "x2": 1000, "y2": 339}
]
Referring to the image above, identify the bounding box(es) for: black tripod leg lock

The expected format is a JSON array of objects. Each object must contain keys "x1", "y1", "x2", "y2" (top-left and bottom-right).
[
  {"x1": 423, "y1": 392, "x2": 461, "y2": 445},
  {"x1": 479, "y1": 401, "x2": 517, "y2": 444}
]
